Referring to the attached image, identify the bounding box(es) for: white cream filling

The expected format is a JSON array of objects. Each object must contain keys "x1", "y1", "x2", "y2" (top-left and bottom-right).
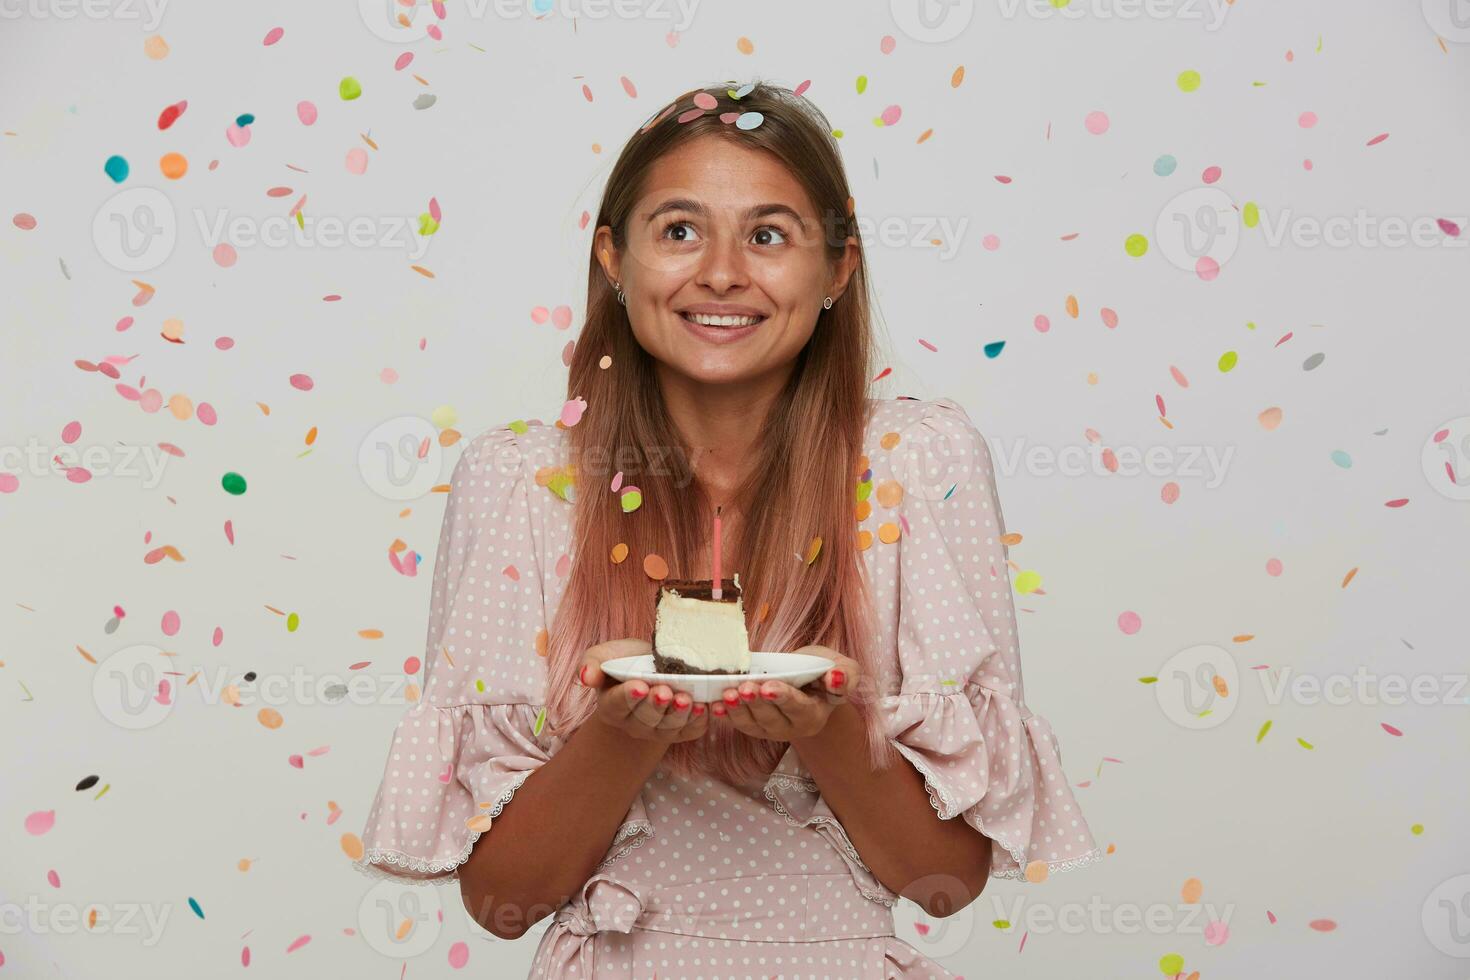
[{"x1": 654, "y1": 591, "x2": 751, "y2": 673}]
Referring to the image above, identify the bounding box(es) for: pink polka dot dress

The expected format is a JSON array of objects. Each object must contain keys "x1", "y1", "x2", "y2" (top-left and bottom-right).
[{"x1": 355, "y1": 396, "x2": 1101, "y2": 978}]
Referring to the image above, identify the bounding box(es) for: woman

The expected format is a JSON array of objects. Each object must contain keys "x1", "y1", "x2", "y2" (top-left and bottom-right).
[{"x1": 355, "y1": 80, "x2": 1099, "y2": 978}]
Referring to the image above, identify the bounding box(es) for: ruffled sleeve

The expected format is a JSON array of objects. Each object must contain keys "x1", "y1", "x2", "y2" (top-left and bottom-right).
[
  {"x1": 880, "y1": 397, "x2": 1101, "y2": 881},
  {"x1": 354, "y1": 425, "x2": 558, "y2": 885}
]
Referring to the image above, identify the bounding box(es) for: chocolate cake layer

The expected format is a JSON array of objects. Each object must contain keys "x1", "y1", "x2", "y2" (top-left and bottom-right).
[
  {"x1": 650, "y1": 652, "x2": 741, "y2": 675},
  {"x1": 656, "y1": 577, "x2": 740, "y2": 602}
]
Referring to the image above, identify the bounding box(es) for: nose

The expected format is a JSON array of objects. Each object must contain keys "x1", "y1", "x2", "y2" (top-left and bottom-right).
[{"x1": 693, "y1": 216, "x2": 749, "y2": 294}]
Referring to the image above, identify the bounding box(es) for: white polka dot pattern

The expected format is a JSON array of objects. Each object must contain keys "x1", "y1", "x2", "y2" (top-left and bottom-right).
[{"x1": 353, "y1": 398, "x2": 1100, "y2": 977}]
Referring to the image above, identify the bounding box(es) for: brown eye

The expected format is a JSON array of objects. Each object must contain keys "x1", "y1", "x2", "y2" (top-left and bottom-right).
[
  {"x1": 662, "y1": 220, "x2": 699, "y2": 242},
  {"x1": 753, "y1": 226, "x2": 787, "y2": 246}
]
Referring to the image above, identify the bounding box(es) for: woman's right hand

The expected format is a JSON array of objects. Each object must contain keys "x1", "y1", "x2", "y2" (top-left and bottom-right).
[{"x1": 577, "y1": 638, "x2": 708, "y2": 744}]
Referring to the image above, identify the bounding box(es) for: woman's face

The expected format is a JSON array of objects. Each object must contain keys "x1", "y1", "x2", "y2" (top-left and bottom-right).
[{"x1": 597, "y1": 136, "x2": 857, "y2": 386}]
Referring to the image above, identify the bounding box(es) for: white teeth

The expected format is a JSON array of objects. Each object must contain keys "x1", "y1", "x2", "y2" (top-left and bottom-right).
[{"x1": 682, "y1": 312, "x2": 763, "y2": 327}]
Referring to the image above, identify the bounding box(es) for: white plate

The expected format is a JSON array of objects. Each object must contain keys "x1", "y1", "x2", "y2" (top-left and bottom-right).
[{"x1": 600, "y1": 651, "x2": 832, "y2": 703}]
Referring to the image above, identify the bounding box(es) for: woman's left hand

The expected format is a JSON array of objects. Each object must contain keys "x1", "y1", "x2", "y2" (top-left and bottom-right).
[{"x1": 712, "y1": 644, "x2": 858, "y2": 741}]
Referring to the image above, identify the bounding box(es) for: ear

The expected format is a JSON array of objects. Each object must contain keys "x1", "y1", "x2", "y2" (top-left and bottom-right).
[
  {"x1": 594, "y1": 227, "x2": 620, "y2": 285},
  {"x1": 826, "y1": 235, "x2": 860, "y2": 304}
]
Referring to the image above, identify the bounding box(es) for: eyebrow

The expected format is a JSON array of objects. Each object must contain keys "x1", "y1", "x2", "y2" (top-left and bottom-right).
[{"x1": 644, "y1": 197, "x2": 809, "y2": 230}]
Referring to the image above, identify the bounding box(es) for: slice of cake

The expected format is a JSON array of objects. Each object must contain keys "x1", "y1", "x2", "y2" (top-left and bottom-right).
[{"x1": 651, "y1": 574, "x2": 751, "y2": 675}]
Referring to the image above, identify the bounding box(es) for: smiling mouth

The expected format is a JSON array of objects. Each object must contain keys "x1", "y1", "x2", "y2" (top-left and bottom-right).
[{"x1": 679, "y1": 311, "x2": 767, "y2": 328}]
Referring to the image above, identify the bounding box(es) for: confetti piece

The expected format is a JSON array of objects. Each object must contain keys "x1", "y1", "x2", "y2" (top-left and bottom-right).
[
  {"x1": 1159, "y1": 954, "x2": 1184, "y2": 975},
  {"x1": 448, "y1": 941, "x2": 470, "y2": 968},
  {"x1": 1177, "y1": 70, "x2": 1201, "y2": 92},
  {"x1": 161, "y1": 610, "x2": 180, "y2": 636},
  {"x1": 1266, "y1": 558, "x2": 1283, "y2": 576},
  {"x1": 735, "y1": 111, "x2": 765, "y2": 131},
  {"x1": 1023, "y1": 860, "x2": 1048, "y2": 883},
  {"x1": 345, "y1": 147, "x2": 368, "y2": 174},
  {"x1": 160, "y1": 152, "x2": 188, "y2": 179},
  {"x1": 286, "y1": 935, "x2": 311, "y2": 953},
  {"x1": 1412, "y1": 823, "x2": 1424, "y2": 835},
  {"x1": 289, "y1": 373, "x2": 314, "y2": 391},
  {"x1": 213, "y1": 243, "x2": 237, "y2": 267},
  {"x1": 263, "y1": 26, "x2": 283, "y2": 45},
  {"x1": 258, "y1": 708, "x2": 284, "y2": 729},
  {"x1": 221, "y1": 472, "x2": 247, "y2": 495},
  {"x1": 620, "y1": 487, "x2": 642, "y2": 513},
  {"x1": 560, "y1": 396, "x2": 588, "y2": 427},
  {"x1": 643, "y1": 554, "x2": 668, "y2": 580},
  {"x1": 297, "y1": 101, "x2": 318, "y2": 125},
  {"x1": 341, "y1": 833, "x2": 364, "y2": 861},
  {"x1": 188, "y1": 897, "x2": 204, "y2": 919},
  {"x1": 1256, "y1": 720, "x2": 1272, "y2": 743},
  {"x1": 1297, "y1": 737, "x2": 1314, "y2": 749},
  {"x1": 1084, "y1": 110, "x2": 1110, "y2": 135},
  {"x1": 1118, "y1": 611, "x2": 1142, "y2": 634},
  {"x1": 1381, "y1": 722, "x2": 1403, "y2": 736},
  {"x1": 1341, "y1": 567, "x2": 1358, "y2": 588},
  {"x1": 143, "y1": 34, "x2": 169, "y2": 59},
  {"x1": 1204, "y1": 920, "x2": 1230, "y2": 945},
  {"x1": 1308, "y1": 919, "x2": 1336, "y2": 932},
  {"x1": 1258, "y1": 406, "x2": 1283, "y2": 431},
  {"x1": 104, "y1": 154, "x2": 130, "y2": 182},
  {"x1": 339, "y1": 77, "x2": 362, "y2": 101},
  {"x1": 25, "y1": 810, "x2": 55, "y2": 835},
  {"x1": 533, "y1": 706, "x2": 547, "y2": 736},
  {"x1": 1014, "y1": 570, "x2": 1040, "y2": 594},
  {"x1": 1125, "y1": 234, "x2": 1148, "y2": 257}
]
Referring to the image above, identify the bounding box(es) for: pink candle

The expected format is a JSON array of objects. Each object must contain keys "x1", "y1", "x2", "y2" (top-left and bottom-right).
[{"x1": 711, "y1": 506, "x2": 723, "y2": 599}]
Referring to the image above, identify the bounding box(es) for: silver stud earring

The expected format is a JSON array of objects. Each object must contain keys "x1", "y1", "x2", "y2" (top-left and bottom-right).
[
  {"x1": 615, "y1": 281, "x2": 626, "y2": 306},
  {"x1": 822, "y1": 295, "x2": 834, "y2": 310}
]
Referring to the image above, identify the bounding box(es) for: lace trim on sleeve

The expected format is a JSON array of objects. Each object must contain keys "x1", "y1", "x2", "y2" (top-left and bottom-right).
[
  {"x1": 892, "y1": 739, "x2": 1104, "y2": 881},
  {"x1": 352, "y1": 768, "x2": 535, "y2": 887}
]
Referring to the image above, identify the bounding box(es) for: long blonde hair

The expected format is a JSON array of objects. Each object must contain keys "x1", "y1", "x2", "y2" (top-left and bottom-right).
[{"x1": 544, "y1": 79, "x2": 893, "y2": 785}]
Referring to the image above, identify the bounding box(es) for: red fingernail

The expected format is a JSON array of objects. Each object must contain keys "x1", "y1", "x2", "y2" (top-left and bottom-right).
[
  {"x1": 828, "y1": 669, "x2": 845, "y2": 690},
  {"x1": 675, "y1": 698, "x2": 691, "y2": 712},
  {"x1": 722, "y1": 690, "x2": 740, "y2": 704},
  {"x1": 739, "y1": 689, "x2": 756, "y2": 702},
  {"x1": 653, "y1": 691, "x2": 670, "y2": 706},
  {"x1": 761, "y1": 689, "x2": 779, "y2": 701},
  {"x1": 712, "y1": 703, "x2": 726, "y2": 716},
  {"x1": 629, "y1": 686, "x2": 647, "y2": 700},
  {"x1": 692, "y1": 703, "x2": 706, "y2": 716},
  {"x1": 579, "y1": 664, "x2": 590, "y2": 685}
]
